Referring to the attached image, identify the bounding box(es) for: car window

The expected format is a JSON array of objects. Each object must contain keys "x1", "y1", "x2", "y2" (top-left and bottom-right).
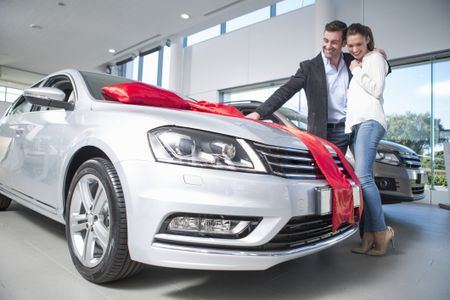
[
  {"x1": 278, "y1": 107, "x2": 308, "y2": 130},
  {"x1": 80, "y1": 71, "x2": 133, "y2": 100},
  {"x1": 8, "y1": 96, "x2": 33, "y2": 116},
  {"x1": 5, "y1": 80, "x2": 44, "y2": 116}
]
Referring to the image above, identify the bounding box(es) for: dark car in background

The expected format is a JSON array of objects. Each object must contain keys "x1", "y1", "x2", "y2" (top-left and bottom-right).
[{"x1": 229, "y1": 100, "x2": 426, "y2": 203}]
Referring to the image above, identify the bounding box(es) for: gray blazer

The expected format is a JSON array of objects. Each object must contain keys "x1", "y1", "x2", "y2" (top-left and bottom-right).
[{"x1": 255, "y1": 52, "x2": 354, "y2": 139}]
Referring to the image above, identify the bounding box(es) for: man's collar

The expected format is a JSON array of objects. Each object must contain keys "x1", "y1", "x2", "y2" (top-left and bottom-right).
[{"x1": 321, "y1": 51, "x2": 344, "y2": 67}]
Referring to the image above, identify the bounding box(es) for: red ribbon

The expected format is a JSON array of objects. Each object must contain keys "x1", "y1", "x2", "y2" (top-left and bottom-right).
[
  {"x1": 269, "y1": 124, "x2": 363, "y2": 231},
  {"x1": 102, "y1": 83, "x2": 363, "y2": 231}
]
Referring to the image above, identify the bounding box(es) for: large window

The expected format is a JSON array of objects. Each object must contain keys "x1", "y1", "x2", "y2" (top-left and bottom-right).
[
  {"x1": 225, "y1": 7, "x2": 271, "y2": 33},
  {"x1": 117, "y1": 56, "x2": 140, "y2": 81},
  {"x1": 0, "y1": 86, "x2": 23, "y2": 103},
  {"x1": 384, "y1": 57, "x2": 450, "y2": 188},
  {"x1": 433, "y1": 59, "x2": 450, "y2": 187},
  {"x1": 116, "y1": 46, "x2": 170, "y2": 88},
  {"x1": 142, "y1": 50, "x2": 159, "y2": 86},
  {"x1": 184, "y1": 1, "x2": 316, "y2": 47},
  {"x1": 185, "y1": 25, "x2": 221, "y2": 47},
  {"x1": 276, "y1": 0, "x2": 315, "y2": 16}
]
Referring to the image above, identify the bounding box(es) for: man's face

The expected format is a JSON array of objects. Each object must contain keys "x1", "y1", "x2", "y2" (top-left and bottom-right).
[{"x1": 322, "y1": 30, "x2": 345, "y2": 60}]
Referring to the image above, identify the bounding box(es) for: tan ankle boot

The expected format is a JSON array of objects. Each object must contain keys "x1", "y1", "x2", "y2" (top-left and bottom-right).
[
  {"x1": 367, "y1": 226, "x2": 395, "y2": 256},
  {"x1": 351, "y1": 232, "x2": 374, "y2": 254}
]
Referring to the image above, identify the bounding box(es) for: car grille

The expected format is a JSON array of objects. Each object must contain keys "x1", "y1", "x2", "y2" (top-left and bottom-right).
[
  {"x1": 399, "y1": 152, "x2": 421, "y2": 169},
  {"x1": 252, "y1": 142, "x2": 349, "y2": 180},
  {"x1": 412, "y1": 186, "x2": 425, "y2": 195},
  {"x1": 256, "y1": 210, "x2": 359, "y2": 251}
]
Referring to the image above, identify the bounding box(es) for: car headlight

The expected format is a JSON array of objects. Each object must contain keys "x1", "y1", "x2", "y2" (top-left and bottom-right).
[
  {"x1": 148, "y1": 127, "x2": 266, "y2": 172},
  {"x1": 375, "y1": 151, "x2": 401, "y2": 166}
]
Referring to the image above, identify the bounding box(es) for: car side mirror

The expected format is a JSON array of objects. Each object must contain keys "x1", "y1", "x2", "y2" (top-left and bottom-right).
[{"x1": 24, "y1": 87, "x2": 74, "y2": 111}]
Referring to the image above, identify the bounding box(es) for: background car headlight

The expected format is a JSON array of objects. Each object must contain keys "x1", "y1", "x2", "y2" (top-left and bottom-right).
[
  {"x1": 375, "y1": 151, "x2": 401, "y2": 166},
  {"x1": 148, "y1": 127, "x2": 266, "y2": 172}
]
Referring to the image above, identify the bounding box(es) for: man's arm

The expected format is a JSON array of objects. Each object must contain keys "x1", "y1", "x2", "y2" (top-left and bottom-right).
[{"x1": 247, "y1": 66, "x2": 307, "y2": 120}]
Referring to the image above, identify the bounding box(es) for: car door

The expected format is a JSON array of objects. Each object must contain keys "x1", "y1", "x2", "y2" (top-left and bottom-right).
[
  {"x1": 7, "y1": 75, "x2": 75, "y2": 212},
  {"x1": 0, "y1": 95, "x2": 35, "y2": 193}
]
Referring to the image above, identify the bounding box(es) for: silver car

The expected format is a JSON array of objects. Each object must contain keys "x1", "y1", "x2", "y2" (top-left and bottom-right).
[
  {"x1": 0, "y1": 70, "x2": 359, "y2": 283},
  {"x1": 228, "y1": 101, "x2": 426, "y2": 203}
]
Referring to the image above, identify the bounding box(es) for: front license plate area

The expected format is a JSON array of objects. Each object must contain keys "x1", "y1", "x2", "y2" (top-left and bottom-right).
[
  {"x1": 315, "y1": 185, "x2": 361, "y2": 216},
  {"x1": 314, "y1": 186, "x2": 332, "y2": 215},
  {"x1": 416, "y1": 172, "x2": 427, "y2": 184}
]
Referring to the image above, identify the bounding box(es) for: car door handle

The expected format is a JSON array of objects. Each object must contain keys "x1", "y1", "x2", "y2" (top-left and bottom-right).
[{"x1": 15, "y1": 128, "x2": 25, "y2": 136}]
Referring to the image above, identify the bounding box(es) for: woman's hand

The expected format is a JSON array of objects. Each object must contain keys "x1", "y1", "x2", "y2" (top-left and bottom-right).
[{"x1": 350, "y1": 60, "x2": 362, "y2": 71}]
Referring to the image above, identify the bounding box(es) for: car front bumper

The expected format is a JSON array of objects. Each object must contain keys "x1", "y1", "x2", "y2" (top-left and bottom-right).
[
  {"x1": 375, "y1": 164, "x2": 426, "y2": 202},
  {"x1": 116, "y1": 160, "x2": 359, "y2": 270}
]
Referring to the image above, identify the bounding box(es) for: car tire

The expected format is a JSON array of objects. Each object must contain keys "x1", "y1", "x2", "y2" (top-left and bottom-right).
[
  {"x1": 0, "y1": 194, "x2": 11, "y2": 211},
  {"x1": 65, "y1": 157, "x2": 143, "y2": 283}
]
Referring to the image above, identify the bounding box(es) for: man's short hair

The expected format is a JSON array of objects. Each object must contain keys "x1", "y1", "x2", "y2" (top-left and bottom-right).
[{"x1": 324, "y1": 20, "x2": 347, "y2": 40}]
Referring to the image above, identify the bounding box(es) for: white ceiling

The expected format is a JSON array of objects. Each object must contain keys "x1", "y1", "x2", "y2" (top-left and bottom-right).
[{"x1": 0, "y1": 0, "x2": 280, "y2": 75}]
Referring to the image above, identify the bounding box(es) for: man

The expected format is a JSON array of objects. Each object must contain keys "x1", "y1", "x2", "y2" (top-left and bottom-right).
[{"x1": 247, "y1": 20, "x2": 353, "y2": 154}]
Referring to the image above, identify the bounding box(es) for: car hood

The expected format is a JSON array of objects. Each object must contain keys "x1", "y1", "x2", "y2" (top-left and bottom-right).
[
  {"x1": 91, "y1": 101, "x2": 308, "y2": 150},
  {"x1": 378, "y1": 140, "x2": 417, "y2": 154}
]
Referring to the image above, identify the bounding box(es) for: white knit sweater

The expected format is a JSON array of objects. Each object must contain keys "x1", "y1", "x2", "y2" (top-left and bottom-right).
[{"x1": 345, "y1": 51, "x2": 389, "y2": 133}]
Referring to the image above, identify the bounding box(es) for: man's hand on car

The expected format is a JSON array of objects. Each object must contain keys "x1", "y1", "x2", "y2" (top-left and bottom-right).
[{"x1": 246, "y1": 112, "x2": 261, "y2": 120}]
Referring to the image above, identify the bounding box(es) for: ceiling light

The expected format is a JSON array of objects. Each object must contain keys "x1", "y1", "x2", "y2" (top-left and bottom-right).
[
  {"x1": 108, "y1": 49, "x2": 116, "y2": 54},
  {"x1": 180, "y1": 13, "x2": 190, "y2": 19},
  {"x1": 30, "y1": 24, "x2": 43, "y2": 30}
]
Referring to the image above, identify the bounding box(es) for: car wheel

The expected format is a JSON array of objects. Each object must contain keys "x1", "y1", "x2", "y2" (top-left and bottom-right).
[
  {"x1": 0, "y1": 194, "x2": 11, "y2": 211},
  {"x1": 65, "y1": 157, "x2": 143, "y2": 283}
]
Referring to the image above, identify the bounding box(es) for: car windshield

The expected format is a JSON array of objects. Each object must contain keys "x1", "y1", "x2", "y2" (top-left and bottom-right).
[
  {"x1": 80, "y1": 71, "x2": 134, "y2": 100},
  {"x1": 277, "y1": 107, "x2": 307, "y2": 130}
]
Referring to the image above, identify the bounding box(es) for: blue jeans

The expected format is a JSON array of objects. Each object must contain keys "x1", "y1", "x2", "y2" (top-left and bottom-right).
[
  {"x1": 350, "y1": 120, "x2": 386, "y2": 232},
  {"x1": 327, "y1": 126, "x2": 351, "y2": 155}
]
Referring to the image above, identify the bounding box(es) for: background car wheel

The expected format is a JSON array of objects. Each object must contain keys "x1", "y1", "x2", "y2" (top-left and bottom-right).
[
  {"x1": 65, "y1": 157, "x2": 143, "y2": 283},
  {"x1": 0, "y1": 194, "x2": 11, "y2": 211}
]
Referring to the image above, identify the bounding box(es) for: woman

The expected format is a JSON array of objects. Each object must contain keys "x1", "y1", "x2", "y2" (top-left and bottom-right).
[{"x1": 345, "y1": 23, "x2": 394, "y2": 256}]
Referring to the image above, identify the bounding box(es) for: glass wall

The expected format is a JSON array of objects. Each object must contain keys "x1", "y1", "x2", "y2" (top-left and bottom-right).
[
  {"x1": 384, "y1": 58, "x2": 450, "y2": 188},
  {"x1": 225, "y1": 7, "x2": 271, "y2": 33},
  {"x1": 276, "y1": 0, "x2": 315, "y2": 16},
  {"x1": 432, "y1": 59, "x2": 450, "y2": 187},
  {"x1": 0, "y1": 86, "x2": 23, "y2": 103},
  {"x1": 184, "y1": 1, "x2": 316, "y2": 47},
  {"x1": 185, "y1": 25, "x2": 221, "y2": 47},
  {"x1": 142, "y1": 51, "x2": 159, "y2": 86},
  {"x1": 117, "y1": 46, "x2": 170, "y2": 89}
]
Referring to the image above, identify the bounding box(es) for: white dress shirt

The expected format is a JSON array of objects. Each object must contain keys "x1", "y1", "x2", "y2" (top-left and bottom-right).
[
  {"x1": 321, "y1": 51, "x2": 349, "y2": 124},
  {"x1": 345, "y1": 51, "x2": 389, "y2": 133}
]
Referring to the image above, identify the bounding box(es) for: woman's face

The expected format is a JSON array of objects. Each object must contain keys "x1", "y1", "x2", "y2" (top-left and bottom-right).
[{"x1": 347, "y1": 33, "x2": 369, "y2": 60}]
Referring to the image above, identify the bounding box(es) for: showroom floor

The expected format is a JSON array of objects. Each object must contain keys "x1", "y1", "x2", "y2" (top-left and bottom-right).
[{"x1": 1, "y1": 201, "x2": 449, "y2": 300}]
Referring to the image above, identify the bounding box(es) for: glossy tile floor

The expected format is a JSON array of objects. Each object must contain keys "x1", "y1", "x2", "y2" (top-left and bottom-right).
[{"x1": 1, "y1": 201, "x2": 449, "y2": 300}]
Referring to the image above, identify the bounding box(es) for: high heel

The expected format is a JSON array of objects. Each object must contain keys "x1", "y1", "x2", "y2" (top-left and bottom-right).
[
  {"x1": 367, "y1": 226, "x2": 395, "y2": 256},
  {"x1": 351, "y1": 232, "x2": 374, "y2": 254}
]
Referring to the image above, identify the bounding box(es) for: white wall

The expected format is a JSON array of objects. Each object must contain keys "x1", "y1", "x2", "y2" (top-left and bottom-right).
[
  {"x1": 185, "y1": 5, "x2": 316, "y2": 100},
  {"x1": 336, "y1": 0, "x2": 450, "y2": 59},
  {"x1": 182, "y1": 0, "x2": 450, "y2": 102}
]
